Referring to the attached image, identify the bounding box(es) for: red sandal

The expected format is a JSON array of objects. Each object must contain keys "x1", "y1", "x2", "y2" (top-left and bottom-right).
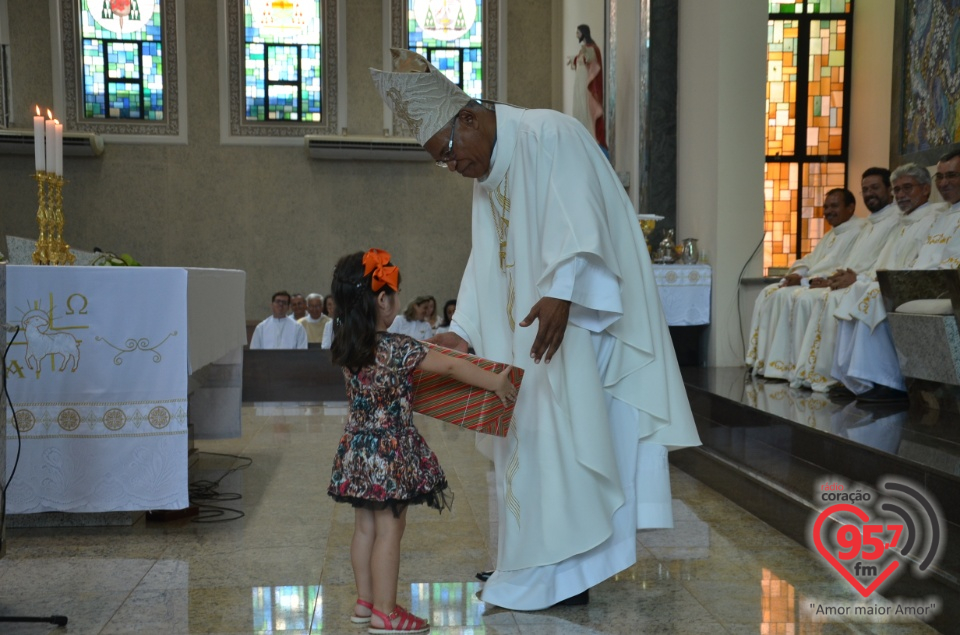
[
  {"x1": 367, "y1": 604, "x2": 430, "y2": 634},
  {"x1": 351, "y1": 598, "x2": 374, "y2": 624}
]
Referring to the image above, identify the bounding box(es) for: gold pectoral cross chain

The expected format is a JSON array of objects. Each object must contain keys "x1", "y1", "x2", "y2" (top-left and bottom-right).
[{"x1": 489, "y1": 174, "x2": 516, "y2": 331}]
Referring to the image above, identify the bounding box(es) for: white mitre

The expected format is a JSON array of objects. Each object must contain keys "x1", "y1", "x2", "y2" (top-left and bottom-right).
[{"x1": 370, "y1": 48, "x2": 472, "y2": 146}]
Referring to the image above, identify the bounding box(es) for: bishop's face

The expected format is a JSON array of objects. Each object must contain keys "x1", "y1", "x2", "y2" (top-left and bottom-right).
[{"x1": 424, "y1": 110, "x2": 495, "y2": 180}]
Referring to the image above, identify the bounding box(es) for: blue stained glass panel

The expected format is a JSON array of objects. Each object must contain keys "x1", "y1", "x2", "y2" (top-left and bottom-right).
[
  {"x1": 79, "y1": 0, "x2": 165, "y2": 120},
  {"x1": 243, "y1": 0, "x2": 322, "y2": 122},
  {"x1": 407, "y1": 0, "x2": 483, "y2": 99},
  {"x1": 108, "y1": 82, "x2": 142, "y2": 118}
]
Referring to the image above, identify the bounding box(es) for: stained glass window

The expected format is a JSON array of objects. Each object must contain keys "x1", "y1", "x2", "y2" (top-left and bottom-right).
[
  {"x1": 78, "y1": 0, "x2": 165, "y2": 120},
  {"x1": 243, "y1": 0, "x2": 322, "y2": 122},
  {"x1": 407, "y1": 0, "x2": 483, "y2": 99},
  {"x1": 768, "y1": 0, "x2": 851, "y2": 13},
  {"x1": 764, "y1": 3, "x2": 852, "y2": 274}
]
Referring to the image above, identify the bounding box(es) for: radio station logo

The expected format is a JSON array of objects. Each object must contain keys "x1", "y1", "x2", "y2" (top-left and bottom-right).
[{"x1": 809, "y1": 476, "x2": 943, "y2": 602}]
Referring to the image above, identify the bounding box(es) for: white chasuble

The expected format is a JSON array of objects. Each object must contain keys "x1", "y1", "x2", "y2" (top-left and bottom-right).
[
  {"x1": 450, "y1": 105, "x2": 699, "y2": 609},
  {"x1": 791, "y1": 203, "x2": 902, "y2": 389},
  {"x1": 749, "y1": 217, "x2": 865, "y2": 378}
]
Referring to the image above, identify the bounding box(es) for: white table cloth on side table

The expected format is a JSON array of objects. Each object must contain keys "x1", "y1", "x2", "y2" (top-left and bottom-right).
[{"x1": 652, "y1": 263, "x2": 712, "y2": 326}]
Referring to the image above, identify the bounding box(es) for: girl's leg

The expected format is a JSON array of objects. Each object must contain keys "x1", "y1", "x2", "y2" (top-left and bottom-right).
[
  {"x1": 352, "y1": 508, "x2": 375, "y2": 618},
  {"x1": 370, "y1": 506, "x2": 407, "y2": 627}
]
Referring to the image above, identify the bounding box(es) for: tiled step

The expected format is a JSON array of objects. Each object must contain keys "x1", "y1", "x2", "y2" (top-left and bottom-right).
[{"x1": 671, "y1": 368, "x2": 960, "y2": 632}]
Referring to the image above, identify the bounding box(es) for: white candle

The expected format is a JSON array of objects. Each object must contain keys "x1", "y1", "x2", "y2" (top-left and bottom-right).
[
  {"x1": 45, "y1": 110, "x2": 55, "y2": 175},
  {"x1": 33, "y1": 105, "x2": 45, "y2": 172},
  {"x1": 54, "y1": 120, "x2": 63, "y2": 176}
]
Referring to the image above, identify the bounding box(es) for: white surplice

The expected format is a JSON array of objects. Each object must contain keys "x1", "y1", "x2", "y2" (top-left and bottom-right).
[
  {"x1": 249, "y1": 315, "x2": 308, "y2": 349},
  {"x1": 833, "y1": 201, "x2": 958, "y2": 394},
  {"x1": 791, "y1": 203, "x2": 902, "y2": 389},
  {"x1": 748, "y1": 217, "x2": 866, "y2": 379},
  {"x1": 449, "y1": 104, "x2": 700, "y2": 610}
]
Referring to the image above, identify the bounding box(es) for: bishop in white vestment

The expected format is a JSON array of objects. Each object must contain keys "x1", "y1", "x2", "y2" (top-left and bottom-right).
[{"x1": 371, "y1": 49, "x2": 701, "y2": 610}]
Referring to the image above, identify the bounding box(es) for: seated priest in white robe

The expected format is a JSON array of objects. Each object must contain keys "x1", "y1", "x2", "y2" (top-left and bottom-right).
[
  {"x1": 371, "y1": 49, "x2": 701, "y2": 611},
  {"x1": 298, "y1": 293, "x2": 332, "y2": 344},
  {"x1": 791, "y1": 169, "x2": 901, "y2": 390},
  {"x1": 832, "y1": 153, "x2": 960, "y2": 400},
  {"x1": 746, "y1": 188, "x2": 864, "y2": 379},
  {"x1": 250, "y1": 291, "x2": 309, "y2": 349}
]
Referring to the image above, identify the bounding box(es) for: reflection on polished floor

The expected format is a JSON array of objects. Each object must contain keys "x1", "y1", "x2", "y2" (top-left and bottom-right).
[{"x1": 0, "y1": 402, "x2": 942, "y2": 634}]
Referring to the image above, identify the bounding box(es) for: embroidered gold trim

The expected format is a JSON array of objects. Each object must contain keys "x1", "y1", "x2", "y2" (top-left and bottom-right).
[{"x1": 489, "y1": 173, "x2": 516, "y2": 331}]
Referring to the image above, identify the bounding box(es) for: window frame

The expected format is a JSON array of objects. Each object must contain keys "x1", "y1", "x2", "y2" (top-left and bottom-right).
[
  {"x1": 220, "y1": 0, "x2": 340, "y2": 145},
  {"x1": 764, "y1": 4, "x2": 854, "y2": 274},
  {"x1": 55, "y1": 0, "x2": 188, "y2": 143}
]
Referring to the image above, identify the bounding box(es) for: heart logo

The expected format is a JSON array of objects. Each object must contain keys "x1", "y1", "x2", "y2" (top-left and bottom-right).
[{"x1": 812, "y1": 503, "x2": 901, "y2": 598}]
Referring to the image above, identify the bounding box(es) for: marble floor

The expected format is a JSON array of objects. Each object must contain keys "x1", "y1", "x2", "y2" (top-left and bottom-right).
[{"x1": 0, "y1": 402, "x2": 944, "y2": 634}]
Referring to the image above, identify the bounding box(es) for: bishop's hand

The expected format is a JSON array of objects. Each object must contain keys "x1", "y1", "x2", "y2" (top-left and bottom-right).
[
  {"x1": 427, "y1": 331, "x2": 468, "y2": 353},
  {"x1": 519, "y1": 297, "x2": 571, "y2": 364}
]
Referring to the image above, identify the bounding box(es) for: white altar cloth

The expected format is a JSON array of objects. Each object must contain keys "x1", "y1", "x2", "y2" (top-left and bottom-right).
[
  {"x1": 4, "y1": 266, "x2": 246, "y2": 514},
  {"x1": 652, "y1": 264, "x2": 712, "y2": 326}
]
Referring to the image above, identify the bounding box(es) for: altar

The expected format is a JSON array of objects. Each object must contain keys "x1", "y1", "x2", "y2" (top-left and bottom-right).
[{"x1": 3, "y1": 265, "x2": 246, "y2": 515}]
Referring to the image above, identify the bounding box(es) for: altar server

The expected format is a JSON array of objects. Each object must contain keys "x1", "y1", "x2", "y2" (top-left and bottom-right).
[{"x1": 250, "y1": 290, "x2": 308, "y2": 349}]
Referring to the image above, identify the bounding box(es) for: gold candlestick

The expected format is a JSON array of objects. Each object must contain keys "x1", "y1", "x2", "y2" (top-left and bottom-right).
[
  {"x1": 32, "y1": 172, "x2": 51, "y2": 264},
  {"x1": 32, "y1": 171, "x2": 74, "y2": 265},
  {"x1": 49, "y1": 175, "x2": 75, "y2": 265}
]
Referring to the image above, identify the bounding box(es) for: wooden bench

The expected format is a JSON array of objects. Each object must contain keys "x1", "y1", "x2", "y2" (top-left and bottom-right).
[{"x1": 242, "y1": 345, "x2": 347, "y2": 402}]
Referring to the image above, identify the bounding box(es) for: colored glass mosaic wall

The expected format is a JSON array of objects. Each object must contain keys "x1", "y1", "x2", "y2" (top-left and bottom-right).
[
  {"x1": 768, "y1": 0, "x2": 851, "y2": 13},
  {"x1": 407, "y1": 0, "x2": 483, "y2": 99},
  {"x1": 764, "y1": 162, "x2": 799, "y2": 271},
  {"x1": 806, "y1": 20, "x2": 846, "y2": 155},
  {"x1": 764, "y1": 2, "x2": 851, "y2": 274},
  {"x1": 244, "y1": 0, "x2": 322, "y2": 122},
  {"x1": 766, "y1": 20, "x2": 798, "y2": 157},
  {"x1": 79, "y1": 0, "x2": 164, "y2": 120}
]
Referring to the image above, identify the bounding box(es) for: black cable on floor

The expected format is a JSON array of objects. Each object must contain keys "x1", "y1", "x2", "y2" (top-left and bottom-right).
[
  {"x1": 188, "y1": 451, "x2": 253, "y2": 523},
  {"x1": 737, "y1": 235, "x2": 765, "y2": 361}
]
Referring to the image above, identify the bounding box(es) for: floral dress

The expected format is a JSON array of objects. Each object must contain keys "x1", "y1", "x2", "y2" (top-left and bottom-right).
[{"x1": 328, "y1": 333, "x2": 451, "y2": 514}]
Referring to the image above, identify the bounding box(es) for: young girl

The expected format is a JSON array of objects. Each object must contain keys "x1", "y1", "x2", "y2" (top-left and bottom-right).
[{"x1": 328, "y1": 249, "x2": 517, "y2": 634}]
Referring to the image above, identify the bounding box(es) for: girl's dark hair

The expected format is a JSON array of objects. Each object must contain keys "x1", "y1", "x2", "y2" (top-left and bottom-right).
[
  {"x1": 330, "y1": 251, "x2": 400, "y2": 370},
  {"x1": 440, "y1": 299, "x2": 457, "y2": 327}
]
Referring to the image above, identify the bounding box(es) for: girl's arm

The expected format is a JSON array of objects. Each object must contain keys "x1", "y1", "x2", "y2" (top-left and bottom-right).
[{"x1": 419, "y1": 350, "x2": 518, "y2": 407}]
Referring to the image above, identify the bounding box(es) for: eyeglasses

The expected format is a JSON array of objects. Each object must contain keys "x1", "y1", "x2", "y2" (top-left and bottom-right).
[
  {"x1": 273, "y1": 299, "x2": 289, "y2": 305},
  {"x1": 892, "y1": 183, "x2": 918, "y2": 195},
  {"x1": 935, "y1": 171, "x2": 960, "y2": 182},
  {"x1": 435, "y1": 117, "x2": 458, "y2": 168}
]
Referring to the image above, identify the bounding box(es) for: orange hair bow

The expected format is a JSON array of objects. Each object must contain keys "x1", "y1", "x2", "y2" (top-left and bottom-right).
[{"x1": 362, "y1": 248, "x2": 400, "y2": 292}]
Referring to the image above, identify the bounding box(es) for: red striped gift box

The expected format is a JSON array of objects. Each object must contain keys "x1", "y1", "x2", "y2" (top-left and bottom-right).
[{"x1": 412, "y1": 343, "x2": 523, "y2": 437}]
